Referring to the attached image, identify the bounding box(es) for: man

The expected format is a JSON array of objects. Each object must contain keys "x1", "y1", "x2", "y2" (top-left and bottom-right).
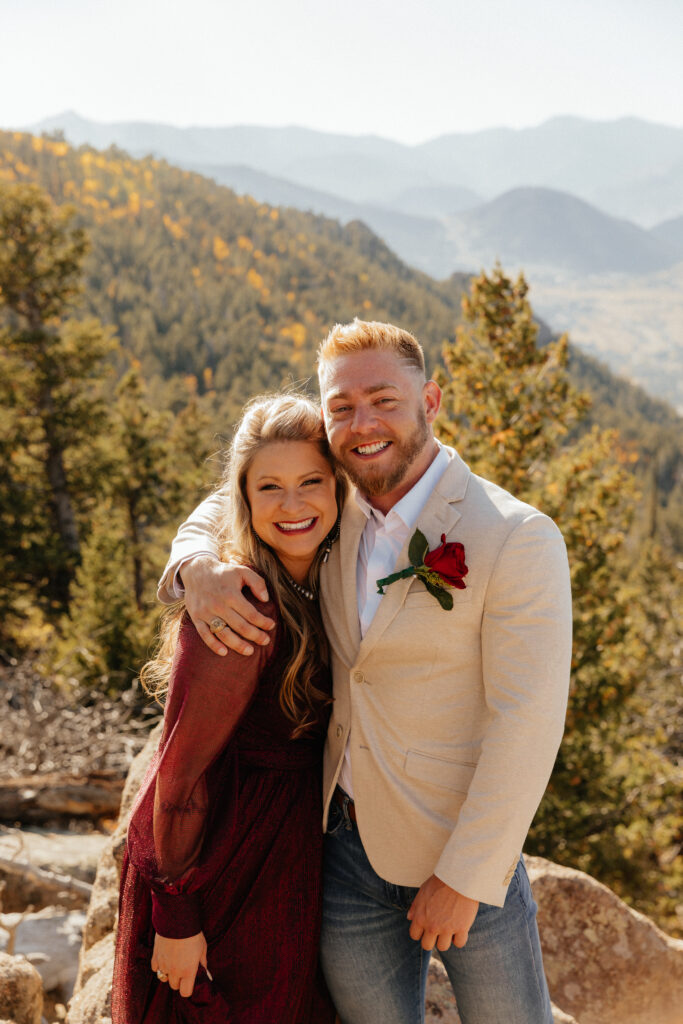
[{"x1": 158, "y1": 319, "x2": 573, "y2": 1023}]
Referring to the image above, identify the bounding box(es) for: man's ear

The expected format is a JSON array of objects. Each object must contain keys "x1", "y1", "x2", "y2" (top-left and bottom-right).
[{"x1": 423, "y1": 380, "x2": 442, "y2": 424}]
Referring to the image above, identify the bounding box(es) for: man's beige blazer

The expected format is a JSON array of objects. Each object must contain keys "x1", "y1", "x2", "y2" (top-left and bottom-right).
[{"x1": 159, "y1": 445, "x2": 572, "y2": 908}]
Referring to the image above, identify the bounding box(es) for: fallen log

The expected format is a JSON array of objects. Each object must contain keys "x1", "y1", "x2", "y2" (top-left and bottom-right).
[
  {"x1": 0, "y1": 857, "x2": 93, "y2": 901},
  {"x1": 0, "y1": 773, "x2": 124, "y2": 823}
]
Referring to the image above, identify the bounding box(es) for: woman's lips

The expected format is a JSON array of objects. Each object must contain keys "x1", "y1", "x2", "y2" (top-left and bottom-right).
[{"x1": 274, "y1": 517, "x2": 317, "y2": 533}]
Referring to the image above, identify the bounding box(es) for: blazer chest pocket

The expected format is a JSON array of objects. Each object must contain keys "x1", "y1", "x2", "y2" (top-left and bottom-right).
[{"x1": 404, "y1": 748, "x2": 477, "y2": 795}]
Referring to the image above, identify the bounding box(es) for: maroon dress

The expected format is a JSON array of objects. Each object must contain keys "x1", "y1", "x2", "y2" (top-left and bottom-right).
[{"x1": 112, "y1": 600, "x2": 335, "y2": 1024}]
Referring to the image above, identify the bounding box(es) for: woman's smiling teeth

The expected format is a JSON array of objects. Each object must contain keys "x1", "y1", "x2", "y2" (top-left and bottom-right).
[
  {"x1": 275, "y1": 518, "x2": 317, "y2": 532},
  {"x1": 355, "y1": 441, "x2": 391, "y2": 456}
]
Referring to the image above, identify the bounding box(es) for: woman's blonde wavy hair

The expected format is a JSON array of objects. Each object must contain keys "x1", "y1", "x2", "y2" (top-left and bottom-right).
[{"x1": 141, "y1": 393, "x2": 347, "y2": 738}]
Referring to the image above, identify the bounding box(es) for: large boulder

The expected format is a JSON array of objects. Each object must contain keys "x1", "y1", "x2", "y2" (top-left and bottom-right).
[
  {"x1": 67, "y1": 725, "x2": 161, "y2": 1024},
  {"x1": 527, "y1": 856, "x2": 683, "y2": 1024},
  {"x1": 0, "y1": 951, "x2": 43, "y2": 1024},
  {"x1": 66, "y1": 934, "x2": 113, "y2": 1024}
]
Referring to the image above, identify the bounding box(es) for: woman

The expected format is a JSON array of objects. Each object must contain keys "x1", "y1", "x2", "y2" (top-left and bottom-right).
[{"x1": 112, "y1": 394, "x2": 346, "y2": 1024}]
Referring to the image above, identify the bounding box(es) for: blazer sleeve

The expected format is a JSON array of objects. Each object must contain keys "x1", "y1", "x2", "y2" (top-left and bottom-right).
[
  {"x1": 434, "y1": 512, "x2": 572, "y2": 906},
  {"x1": 157, "y1": 491, "x2": 227, "y2": 604},
  {"x1": 125, "y1": 610, "x2": 275, "y2": 938}
]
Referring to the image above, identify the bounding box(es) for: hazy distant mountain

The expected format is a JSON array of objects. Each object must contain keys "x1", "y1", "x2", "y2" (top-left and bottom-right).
[
  {"x1": 388, "y1": 184, "x2": 482, "y2": 218},
  {"x1": 27, "y1": 112, "x2": 683, "y2": 227},
  {"x1": 420, "y1": 117, "x2": 683, "y2": 226},
  {"x1": 446, "y1": 188, "x2": 679, "y2": 275},
  {"x1": 194, "y1": 161, "x2": 451, "y2": 278},
  {"x1": 651, "y1": 214, "x2": 683, "y2": 258},
  {"x1": 29, "y1": 111, "x2": 431, "y2": 204}
]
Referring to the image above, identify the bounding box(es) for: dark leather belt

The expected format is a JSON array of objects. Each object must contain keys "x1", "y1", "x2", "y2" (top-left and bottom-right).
[{"x1": 333, "y1": 786, "x2": 357, "y2": 823}]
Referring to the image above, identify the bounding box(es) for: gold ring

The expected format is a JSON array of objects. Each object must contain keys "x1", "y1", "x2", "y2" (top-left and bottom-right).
[
  {"x1": 156, "y1": 970, "x2": 169, "y2": 982},
  {"x1": 209, "y1": 616, "x2": 227, "y2": 633}
]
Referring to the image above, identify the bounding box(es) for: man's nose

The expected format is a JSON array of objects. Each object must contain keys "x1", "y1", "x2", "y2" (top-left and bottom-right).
[{"x1": 350, "y1": 404, "x2": 378, "y2": 433}]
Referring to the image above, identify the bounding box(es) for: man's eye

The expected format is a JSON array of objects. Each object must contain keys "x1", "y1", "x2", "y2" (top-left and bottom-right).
[{"x1": 331, "y1": 405, "x2": 351, "y2": 415}]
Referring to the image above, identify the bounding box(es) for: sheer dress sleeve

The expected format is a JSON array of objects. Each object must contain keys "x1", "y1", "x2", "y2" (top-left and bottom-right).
[{"x1": 125, "y1": 607, "x2": 276, "y2": 939}]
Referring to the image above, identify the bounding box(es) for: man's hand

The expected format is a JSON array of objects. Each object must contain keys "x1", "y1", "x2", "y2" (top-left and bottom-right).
[
  {"x1": 181, "y1": 556, "x2": 275, "y2": 656},
  {"x1": 152, "y1": 930, "x2": 208, "y2": 997},
  {"x1": 407, "y1": 875, "x2": 479, "y2": 951}
]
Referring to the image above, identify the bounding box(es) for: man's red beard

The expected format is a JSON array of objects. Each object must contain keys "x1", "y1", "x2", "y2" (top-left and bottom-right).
[{"x1": 336, "y1": 410, "x2": 431, "y2": 497}]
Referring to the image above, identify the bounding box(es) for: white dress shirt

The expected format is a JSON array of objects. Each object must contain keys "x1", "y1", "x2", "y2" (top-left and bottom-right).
[{"x1": 338, "y1": 442, "x2": 450, "y2": 798}]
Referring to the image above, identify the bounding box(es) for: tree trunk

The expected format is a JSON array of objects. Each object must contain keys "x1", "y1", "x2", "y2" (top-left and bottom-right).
[
  {"x1": 37, "y1": 381, "x2": 80, "y2": 557},
  {"x1": 127, "y1": 495, "x2": 144, "y2": 611}
]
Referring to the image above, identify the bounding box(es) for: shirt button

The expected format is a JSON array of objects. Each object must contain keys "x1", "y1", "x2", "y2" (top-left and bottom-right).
[
  {"x1": 353, "y1": 670, "x2": 364, "y2": 683},
  {"x1": 336, "y1": 725, "x2": 343, "y2": 737}
]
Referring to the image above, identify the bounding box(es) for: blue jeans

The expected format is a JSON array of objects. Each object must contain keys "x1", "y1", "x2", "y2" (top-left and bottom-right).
[{"x1": 320, "y1": 798, "x2": 553, "y2": 1024}]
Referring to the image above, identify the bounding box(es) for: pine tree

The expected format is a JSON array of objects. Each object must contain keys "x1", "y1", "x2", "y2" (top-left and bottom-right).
[
  {"x1": 0, "y1": 183, "x2": 116, "y2": 619},
  {"x1": 55, "y1": 363, "x2": 217, "y2": 686}
]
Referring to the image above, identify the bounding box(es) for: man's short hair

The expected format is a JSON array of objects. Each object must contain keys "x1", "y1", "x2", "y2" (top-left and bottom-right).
[{"x1": 317, "y1": 318, "x2": 426, "y2": 379}]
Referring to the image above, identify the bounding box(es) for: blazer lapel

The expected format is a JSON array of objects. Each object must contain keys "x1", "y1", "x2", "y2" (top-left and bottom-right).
[
  {"x1": 320, "y1": 494, "x2": 365, "y2": 666},
  {"x1": 338, "y1": 496, "x2": 365, "y2": 651}
]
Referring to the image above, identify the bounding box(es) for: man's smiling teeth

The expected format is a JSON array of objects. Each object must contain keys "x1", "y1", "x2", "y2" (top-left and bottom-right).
[
  {"x1": 277, "y1": 518, "x2": 315, "y2": 531},
  {"x1": 355, "y1": 441, "x2": 390, "y2": 455}
]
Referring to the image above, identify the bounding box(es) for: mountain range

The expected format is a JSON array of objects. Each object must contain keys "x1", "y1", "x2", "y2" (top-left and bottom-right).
[
  {"x1": 29, "y1": 111, "x2": 683, "y2": 226},
  {"x1": 19, "y1": 112, "x2": 683, "y2": 409},
  {"x1": 25, "y1": 112, "x2": 683, "y2": 278}
]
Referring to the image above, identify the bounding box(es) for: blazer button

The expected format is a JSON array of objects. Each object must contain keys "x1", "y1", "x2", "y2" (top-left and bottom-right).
[
  {"x1": 336, "y1": 725, "x2": 343, "y2": 737},
  {"x1": 353, "y1": 670, "x2": 364, "y2": 683}
]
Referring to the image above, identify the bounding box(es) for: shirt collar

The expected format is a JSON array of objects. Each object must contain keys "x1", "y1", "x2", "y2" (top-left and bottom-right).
[{"x1": 354, "y1": 441, "x2": 449, "y2": 530}]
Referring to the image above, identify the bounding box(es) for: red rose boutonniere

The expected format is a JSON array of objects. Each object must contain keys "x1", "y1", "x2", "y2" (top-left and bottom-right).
[{"x1": 376, "y1": 529, "x2": 468, "y2": 610}]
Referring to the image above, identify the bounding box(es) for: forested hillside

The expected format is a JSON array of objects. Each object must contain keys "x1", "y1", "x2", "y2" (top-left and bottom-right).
[{"x1": 1, "y1": 129, "x2": 680, "y2": 550}]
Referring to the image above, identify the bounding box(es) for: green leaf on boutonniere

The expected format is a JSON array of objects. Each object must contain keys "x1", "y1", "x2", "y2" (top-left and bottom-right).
[
  {"x1": 423, "y1": 579, "x2": 454, "y2": 610},
  {"x1": 408, "y1": 528, "x2": 429, "y2": 567}
]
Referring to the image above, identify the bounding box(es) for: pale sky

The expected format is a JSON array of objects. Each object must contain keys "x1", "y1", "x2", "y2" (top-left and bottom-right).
[{"x1": 2, "y1": 0, "x2": 682, "y2": 143}]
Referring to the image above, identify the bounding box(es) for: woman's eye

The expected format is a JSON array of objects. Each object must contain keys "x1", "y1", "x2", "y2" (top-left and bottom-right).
[
  {"x1": 303, "y1": 477, "x2": 323, "y2": 486},
  {"x1": 259, "y1": 483, "x2": 280, "y2": 491}
]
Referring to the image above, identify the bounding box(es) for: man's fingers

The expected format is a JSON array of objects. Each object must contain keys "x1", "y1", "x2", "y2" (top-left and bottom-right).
[
  {"x1": 224, "y1": 596, "x2": 276, "y2": 638},
  {"x1": 220, "y1": 605, "x2": 274, "y2": 645},
  {"x1": 240, "y1": 567, "x2": 271, "y2": 605},
  {"x1": 420, "y1": 929, "x2": 438, "y2": 951},
  {"x1": 452, "y1": 929, "x2": 470, "y2": 948},
  {"x1": 436, "y1": 932, "x2": 455, "y2": 952},
  {"x1": 194, "y1": 620, "x2": 228, "y2": 657}
]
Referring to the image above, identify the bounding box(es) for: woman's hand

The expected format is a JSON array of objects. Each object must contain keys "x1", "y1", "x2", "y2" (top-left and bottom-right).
[
  {"x1": 181, "y1": 556, "x2": 275, "y2": 656},
  {"x1": 152, "y1": 930, "x2": 208, "y2": 998}
]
